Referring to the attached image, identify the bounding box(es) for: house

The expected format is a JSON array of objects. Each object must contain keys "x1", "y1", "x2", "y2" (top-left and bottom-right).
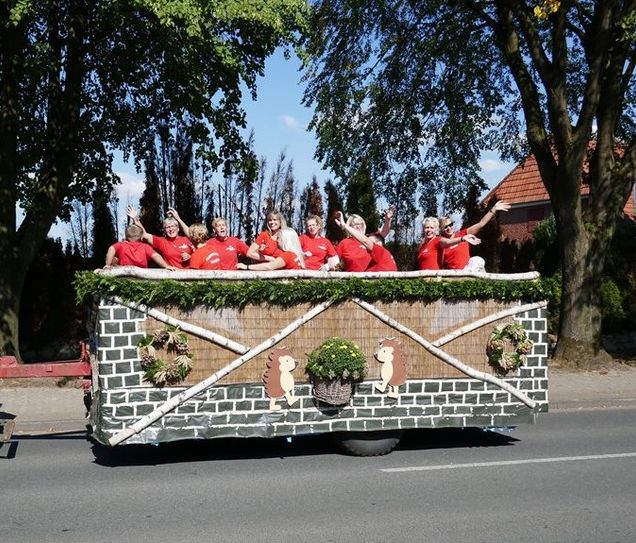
[{"x1": 482, "y1": 153, "x2": 636, "y2": 244}]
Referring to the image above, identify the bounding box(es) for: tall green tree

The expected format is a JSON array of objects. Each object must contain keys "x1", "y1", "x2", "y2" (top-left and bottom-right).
[
  {"x1": 92, "y1": 187, "x2": 117, "y2": 264},
  {"x1": 0, "y1": 0, "x2": 308, "y2": 358},
  {"x1": 345, "y1": 160, "x2": 380, "y2": 233},
  {"x1": 298, "y1": 175, "x2": 325, "y2": 229},
  {"x1": 304, "y1": 1, "x2": 636, "y2": 367},
  {"x1": 324, "y1": 179, "x2": 344, "y2": 243}
]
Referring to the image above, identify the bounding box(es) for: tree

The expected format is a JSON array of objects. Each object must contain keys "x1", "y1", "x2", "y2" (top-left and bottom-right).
[
  {"x1": 298, "y1": 175, "x2": 325, "y2": 229},
  {"x1": 304, "y1": 1, "x2": 636, "y2": 367},
  {"x1": 92, "y1": 187, "x2": 117, "y2": 264},
  {"x1": 0, "y1": 0, "x2": 308, "y2": 357},
  {"x1": 324, "y1": 179, "x2": 344, "y2": 243},
  {"x1": 345, "y1": 160, "x2": 380, "y2": 233}
]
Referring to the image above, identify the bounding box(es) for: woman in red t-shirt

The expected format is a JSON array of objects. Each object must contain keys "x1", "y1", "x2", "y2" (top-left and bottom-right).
[
  {"x1": 246, "y1": 211, "x2": 287, "y2": 264},
  {"x1": 417, "y1": 217, "x2": 481, "y2": 270},
  {"x1": 238, "y1": 227, "x2": 306, "y2": 271},
  {"x1": 300, "y1": 214, "x2": 340, "y2": 271}
]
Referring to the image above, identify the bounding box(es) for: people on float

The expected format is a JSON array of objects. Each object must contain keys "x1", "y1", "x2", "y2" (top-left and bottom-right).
[
  {"x1": 334, "y1": 211, "x2": 397, "y2": 272},
  {"x1": 102, "y1": 225, "x2": 174, "y2": 269},
  {"x1": 188, "y1": 223, "x2": 216, "y2": 269},
  {"x1": 127, "y1": 206, "x2": 194, "y2": 268},
  {"x1": 246, "y1": 211, "x2": 287, "y2": 264},
  {"x1": 238, "y1": 227, "x2": 306, "y2": 271},
  {"x1": 417, "y1": 216, "x2": 481, "y2": 270},
  {"x1": 440, "y1": 200, "x2": 510, "y2": 269},
  {"x1": 202, "y1": 217, "x2": 250, "y2": 270},
  {"x1": 335, "y1": 206, "x2": 395, "y2": 271},
  {"x1": 299, "y1": 214, "x2": 340, "y2": 271}
]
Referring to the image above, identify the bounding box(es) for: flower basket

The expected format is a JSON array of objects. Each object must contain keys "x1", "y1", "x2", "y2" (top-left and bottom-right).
[
  {"x1": 312, "y1": 377, "x2": 353, "y2": 406},
  {"x1": 306, "y1": 337, "x2": 367, "y2": 405}
]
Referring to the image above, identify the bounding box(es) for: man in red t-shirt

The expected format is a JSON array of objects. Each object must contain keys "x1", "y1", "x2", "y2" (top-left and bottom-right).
[
  {"x1": 334, "y1": 211, "x2": 397, "y2": 272},
  {"x1": 439, "y1": 200, "x2": 510, "y2": 269},
  {"x1": 127, "y1": 206, "x2": 194, "y2": 268},
  {"x1": 103, "y1": 225, "x2": 173, "y2": 269}
]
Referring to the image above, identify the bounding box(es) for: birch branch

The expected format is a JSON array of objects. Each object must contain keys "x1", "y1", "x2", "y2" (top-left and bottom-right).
[
  {"x1": 96, "y1": 266, "x2": 540, "y2": 282},
  {"x1": 352, "y1": 298, "x2": 537, "y2": 409},
  {"x1": 432, "y1": 301, "x2": 548, "y2": 347},
  {"x1": 108, "y1": 299, "x2": 334, "y2": 446},
  {"x1": 112, "y1": 297, "x2": 248, "y2": 354}
]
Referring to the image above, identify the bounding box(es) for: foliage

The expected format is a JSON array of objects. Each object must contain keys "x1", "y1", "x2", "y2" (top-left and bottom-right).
[
  {"x1": 75, "y1": 272, "x2": 554, "y2": 309},
  {"x1": 0, "y1": 0, "x2": 309, "y2": 357},
  {"x1": 345, "y1": 160, "x2": 379, "y2": 234},
  {"x1": 303, "y1": 0, "x2": 636, "y2": 360},
  {"x1": 305, "y1": 337, "x2": 366, "y2": 380},
  {"x1": 324, "y1": 180, "x2": 344, "y2": 243},
  {"x1": 486, "y1": 323, "x2": 533, "y2": 375},
  {"x1": 137, "y1": 325, "x2": 192, "y2": 387},
  {"x1": 600, "y1": 278, "x2": 626, "y2": 332}
]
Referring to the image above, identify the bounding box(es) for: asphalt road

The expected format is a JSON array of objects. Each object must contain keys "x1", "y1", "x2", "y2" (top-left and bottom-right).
[{"x1": 2, "y1": 408, "x2": 636, "y2": 543}]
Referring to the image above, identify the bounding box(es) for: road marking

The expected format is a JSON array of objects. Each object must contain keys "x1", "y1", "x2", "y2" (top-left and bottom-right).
[{"x1": 381, "y1": 452, "x2": 636, "y2": 472}]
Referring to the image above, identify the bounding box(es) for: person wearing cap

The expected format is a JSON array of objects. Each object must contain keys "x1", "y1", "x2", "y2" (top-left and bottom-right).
[
  {"x1": 417, "y1": 216, "x2": 481, "y2": 270},
  {"x1": 440, "y1": 200, "x2": 510, "y2": 269},
  {"x1": 334, "y1": 211, "x2": 397, "y2": 272}
]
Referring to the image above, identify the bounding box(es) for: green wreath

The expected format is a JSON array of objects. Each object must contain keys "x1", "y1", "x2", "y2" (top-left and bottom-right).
[
  {"x1": 486, "y1": 323, "x2": 533, "y2": 375},
  {"x1": 137, "y1": 325, "x2": 193, "y2": 387}
]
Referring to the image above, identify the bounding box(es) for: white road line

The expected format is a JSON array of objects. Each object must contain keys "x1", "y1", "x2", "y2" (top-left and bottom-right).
[{"x1": 381, "y1": 452, "x2": 636, "y2": 472}]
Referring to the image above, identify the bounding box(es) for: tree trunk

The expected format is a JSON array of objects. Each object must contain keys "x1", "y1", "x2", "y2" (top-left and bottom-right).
[{"x1": 0, "y1": 263, "x2": 22, "y2": 358}]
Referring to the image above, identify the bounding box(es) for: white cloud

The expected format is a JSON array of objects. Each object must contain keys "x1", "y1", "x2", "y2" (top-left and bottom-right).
[
  {"x1": 281, "y1": 114, "x2": 301, "y2": 130},
  {"x1": 115, "y1": 171, "x2": 145, "y2": 204},
  {"x1": 479, "y1": 158, "x2": 507, "y2": 173}
]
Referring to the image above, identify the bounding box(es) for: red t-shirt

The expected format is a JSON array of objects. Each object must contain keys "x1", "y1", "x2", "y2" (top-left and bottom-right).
[
  {"x1": 367, "y1": 244, "x2": 398, "y2": 272},
  {"x1": 442, "y1": 228, "x2": 470, "y2": 269},
  {"x1": 274, "y1": 249, "x2": 302, "y2": 270},
  {"x1": 417, "y1": 236, "x2": 443, "y2": 270},
  {"x1": 201, "y1": 237, "x2": 249, "y2": 270},
  {"x1": 254, "y1": 231, "x2": 278, "y2": 257},
  {"x1": 112, "y1": 241, "x2": 155, "y2": 268},
  {"x1": 190, "y1": 244, "x2": 222, "y2": 270},
  {"x1": 336, "y1": 237, "x2": 372, "y2": 271},
  {"x1": 299, "y1": 234, "x2": 337, "y2": 270},
  {"x1": 151, "y1": 235, "x2": 194, "y2": 268}
]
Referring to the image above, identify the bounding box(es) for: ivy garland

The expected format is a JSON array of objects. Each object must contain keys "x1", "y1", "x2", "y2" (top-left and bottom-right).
[
  {"x1": 137, "y1": 325, "x2": 193, "y2": 387},
  {"x1": 486, "y1": 323, "x2": 534, "y2": 375},
  {"x1": 75, "y1": 272, "x2": 557, "y2": 309}
]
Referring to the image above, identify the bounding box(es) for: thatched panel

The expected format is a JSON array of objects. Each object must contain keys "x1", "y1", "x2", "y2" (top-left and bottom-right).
[{"x1": 139, "y1": 299, "x2": 518, "y2": 385}]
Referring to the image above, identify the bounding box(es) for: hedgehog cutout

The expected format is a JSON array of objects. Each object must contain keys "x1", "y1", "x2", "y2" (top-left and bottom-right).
[
  {"x1": 263, "y1": 347, "x2": 299, "y2": 411},
  {"x1": 374, "y1": 337, "x2": 407, "y2": 399}
]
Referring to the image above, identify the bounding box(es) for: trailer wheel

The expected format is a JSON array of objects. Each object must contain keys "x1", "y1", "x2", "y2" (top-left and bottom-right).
[{"x1": 332, "y1": 430, "x2": 404, "y2": 456}]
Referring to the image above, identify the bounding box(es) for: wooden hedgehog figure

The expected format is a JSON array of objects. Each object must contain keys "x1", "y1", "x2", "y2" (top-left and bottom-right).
[
  {"x1": 374, "y1": 338, "x2": 407, "y2": 399},
  {"x1": 263, "y1": 347, "x2": 299, "y2": 411}
]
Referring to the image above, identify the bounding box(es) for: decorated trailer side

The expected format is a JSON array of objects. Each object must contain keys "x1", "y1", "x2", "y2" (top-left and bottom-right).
[{"x1": 78, "y1": 268, "x2": 550, "y2": 455}]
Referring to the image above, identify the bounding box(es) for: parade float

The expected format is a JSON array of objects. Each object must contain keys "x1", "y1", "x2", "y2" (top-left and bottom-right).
[{"x1": 75, "y1": 268, "x2": 550, "y2": 455}]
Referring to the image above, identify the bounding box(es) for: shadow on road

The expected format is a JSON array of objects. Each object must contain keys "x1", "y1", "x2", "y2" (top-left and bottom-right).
[{"x1": 89, "y1": 426, "x2": 519, "y2": 467}]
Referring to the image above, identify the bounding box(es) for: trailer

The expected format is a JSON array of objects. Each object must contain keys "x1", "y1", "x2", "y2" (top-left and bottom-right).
[{"x1": 77, "y1": 268, "x2": 549, "y2": 455}]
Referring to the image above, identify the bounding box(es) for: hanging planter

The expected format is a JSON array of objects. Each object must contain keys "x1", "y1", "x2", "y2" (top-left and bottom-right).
[
  {"x1": 306, "y1": 337, "x2": 367, "y2": 405},
  {"x1": 486, "y1": 323, "x2": 533, "y2": 375}
]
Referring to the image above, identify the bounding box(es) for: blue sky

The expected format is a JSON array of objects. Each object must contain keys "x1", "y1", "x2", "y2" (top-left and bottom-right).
[{"x1": 48, "y1": 48, "x2": 514, "y2": 239}]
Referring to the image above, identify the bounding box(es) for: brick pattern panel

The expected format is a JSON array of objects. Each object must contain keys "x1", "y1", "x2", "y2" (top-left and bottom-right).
[{"x1": 91, "y1": 300, "x2": 548, "y2": 446}]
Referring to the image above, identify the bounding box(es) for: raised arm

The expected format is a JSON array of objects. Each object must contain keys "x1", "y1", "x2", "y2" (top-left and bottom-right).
[
  {"x1": 466, "y1": 200, "x2": 510, "y2": 236},
  {"x1": 126, "y1": 206, "x2": 153, "y2": 244},
  {"x1": 377, "y1": 205, "x2": 395, "y2": 239},
  {"x1": 167, "y1": 207, "x2": 190, "y2": 237},
  {"x1": 439, "y1": 233, "x2": 481, "y2": 248},
  {"x1": 335, "y1": 211, "x2": 374, "y2": 250}
]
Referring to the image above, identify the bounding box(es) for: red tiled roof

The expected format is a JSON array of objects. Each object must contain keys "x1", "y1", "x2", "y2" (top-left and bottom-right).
[{"x1": 483, "y1": 151, "x2": 634, "y2": 219}]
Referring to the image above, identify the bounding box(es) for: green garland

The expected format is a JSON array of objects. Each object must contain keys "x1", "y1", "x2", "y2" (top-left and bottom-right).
[
  {"x1": 75, "y1": 272, "x2": 556, "y2": 309},
  {"x1": 137, "y1": 325, "x2": 193, "y2": 387}
]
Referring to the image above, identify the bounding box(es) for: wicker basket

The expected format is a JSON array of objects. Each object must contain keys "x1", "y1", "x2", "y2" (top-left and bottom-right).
[{"x1": 312, "y1": 378, "x2": 353, "y2": 406}]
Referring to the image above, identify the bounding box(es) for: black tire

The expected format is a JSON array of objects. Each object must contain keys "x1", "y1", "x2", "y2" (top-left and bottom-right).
[{"x1": 332, "y1": 430, "x2": 404, "y2": 456}]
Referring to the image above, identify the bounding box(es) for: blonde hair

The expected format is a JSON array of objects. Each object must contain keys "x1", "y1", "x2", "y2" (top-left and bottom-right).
[
  {"x1": 438, "y1": 216, "x2": 452, "y2": 228},
  {"x1": 125, "y1": 224, "x2": 143, "y2": 242},
  {"x1": 189, "y1": 223, "x2": 208, "y2": 246},
  {"x1": 305, "y1": 214, "x2": 323, "y2": 229},
  {"x1": 422, "y1": 216, "x2": 439, "y2": 231},
  {"x1": 163, "y1": 217, "x2": 179, "y2": 230},
  {"x1": 211, "y1": 217, "x2": 226, "y2": 230},
  {"x1": 346, "y1": 214, "x2": 366, "y2": 236},
  {"x1": 266, "y1": 211, "x2": 287, "y2": 232},
  {"x1": 278, "y1": 227, "x2": 305, "y2": 267}
]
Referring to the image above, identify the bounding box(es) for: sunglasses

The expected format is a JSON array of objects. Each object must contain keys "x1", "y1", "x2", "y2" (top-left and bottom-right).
[{"x1": 443, "y1": 223, "x2": 454, "y2": 229}]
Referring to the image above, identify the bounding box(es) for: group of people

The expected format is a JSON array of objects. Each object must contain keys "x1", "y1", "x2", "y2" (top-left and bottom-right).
[{"x1": 102, "y1": 201, "x2": 509, "y2": 273}]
